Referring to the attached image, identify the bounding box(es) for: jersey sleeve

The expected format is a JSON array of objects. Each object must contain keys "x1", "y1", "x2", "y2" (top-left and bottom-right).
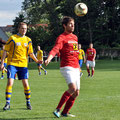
[
  {"x1": 94, "y1": 49, "x2": 96, "y2": 54},
  {"x1": 28, "y1": 39, "x2": 33, "y2": 55},
  {"x1": 49, "y1": 36, "x2": 63, "y2": 57},
  {"x1": 4, "y1": 36, "x2": 13, "y2": 52},
  {"x1": 82, "y1": 50, "x2": 85, "y2": 56}
]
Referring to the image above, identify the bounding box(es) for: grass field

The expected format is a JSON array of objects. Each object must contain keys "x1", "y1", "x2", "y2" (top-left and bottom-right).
[{"x1": 0, "y1": 60, "x2": 120, "y2": 120}]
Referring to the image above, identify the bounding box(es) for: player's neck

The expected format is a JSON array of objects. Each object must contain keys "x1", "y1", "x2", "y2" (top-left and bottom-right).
[
  {"x1": 17, "y1": 33, "x2": 25, "y2": 37},
  {"x1": 64, "y1": 31, "x2": 72, "y2": 34}
]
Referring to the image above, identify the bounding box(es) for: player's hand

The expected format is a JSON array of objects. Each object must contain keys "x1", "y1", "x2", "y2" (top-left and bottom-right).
[
  {"x1": 45, "y1": 59, "x2": 50, "y2": 66},
  {"x1": 38, "y1": 60, "x2": 43, "y2": 64}
]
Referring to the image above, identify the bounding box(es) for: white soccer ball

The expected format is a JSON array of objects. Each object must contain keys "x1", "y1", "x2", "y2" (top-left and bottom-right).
[{"x1": 74, "y1": 3, "x2": 88, "y2": 16}]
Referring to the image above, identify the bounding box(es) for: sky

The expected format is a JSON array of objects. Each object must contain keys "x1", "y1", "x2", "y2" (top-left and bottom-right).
[{"x1": 0, "y1": 0, "x2": 24, "y2": 26}]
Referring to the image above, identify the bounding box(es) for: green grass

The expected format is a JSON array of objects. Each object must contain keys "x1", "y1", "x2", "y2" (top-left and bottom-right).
[{"x1": 0, "y1": 60, "x2": 120, "y2": 120}]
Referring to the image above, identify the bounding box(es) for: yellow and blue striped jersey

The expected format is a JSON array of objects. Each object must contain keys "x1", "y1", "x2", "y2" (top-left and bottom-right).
[
  {"x1": 37, "y1": 50, "x2": 43, "y2": 61},
  {"x1": 78, "y1": 49, "x2": 85, "y2": 60},
  {"x1": 4, "y1": 34, "x2": 33, "y2": 67},
  {"x1": 0, "y1": 50, "x2": 7, "y2": 63}
]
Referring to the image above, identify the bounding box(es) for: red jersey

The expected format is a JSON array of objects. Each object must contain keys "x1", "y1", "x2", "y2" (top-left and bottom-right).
[
  {"x1": 86, "y1": 48, "x2": 96, "y2": 61},
  {"x1": 49, "y1": 32, "x2": 79, "y2": 68}
]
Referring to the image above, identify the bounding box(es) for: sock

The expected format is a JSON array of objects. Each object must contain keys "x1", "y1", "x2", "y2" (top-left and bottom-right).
[
  {"x1": 40, "y1": 66, "x2": 46, "y2": 72},
  {"x1": 56, "y1": 91, "x2": 71, "y2": 110},
  {"x1": 24, "y1": 86, "x2": 31, "y2": 104},
  {"x1": 87, "y1": 68, "x2": 90, "y2": 75},
  {"x1": 62, "y1": 96, "x2": 75, "y2": 114},
  {"x1": 6, "y1": 86, "x2": 12, "y2": 104},
  {"x1": 1, "y1": 70, "x2": 4, "y2": 77},
  {"x1": 92, "y1": 69, "x2": 94, "y2": 76}
]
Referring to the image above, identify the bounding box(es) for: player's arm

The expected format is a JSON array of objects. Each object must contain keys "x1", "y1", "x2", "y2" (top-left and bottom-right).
[
  {"x1": 0, "y1": 50, "x2": 7, "y2": 70},
  {"x1": 45, "y1": 54, "x2": 53, "y2": 66},
  {"x1": 45, "y1": 36, "x2": 63, "y2": 66},
  {"x1": 83, "y1": 55, "x2": 86, "y2": 63},
  {"x1": 83, "y1": 50, "x2": 86, "y2": 63},
  {"x1": 92, "y1": 49, "x2": 96, "y2": 61}
]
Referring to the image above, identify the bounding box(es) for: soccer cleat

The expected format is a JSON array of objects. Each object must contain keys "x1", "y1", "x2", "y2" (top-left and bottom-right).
[
  {"x1": 1, "y1": 76, "x2": 4, "y2": 79},
  {"x1": 3, "y1": 103, "x2": 10, "y2": 110},
  {"x1": 61, "y1": 112, "x2": 76, "y2": 117},
  {"x1": 88, "y1": 74, "x2": 90, "y2": 77},
  {"x1": 91, "y1": 75, "x2": 94, "y2": 77},
  {"x1": 53, "y1": 109, "x2": 60, "y2": 118},
  {"x1": 45, "y1": 71, "x2": 47, "y2": 75},
  {"x1": 27, "y1": 103, "x2": 32, "y2": 110},
  {"x1": 39, "y1": 72, "x2": 41, "y2": 75}
]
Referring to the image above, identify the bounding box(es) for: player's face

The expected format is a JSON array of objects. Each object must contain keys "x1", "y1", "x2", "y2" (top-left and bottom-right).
[
  {"x1": 89, "y1": 44, "x2": 93, "y2": 48},
  {"x1": 37, "y1": 46, "x2": 40, "y2": 50},
  {"x1": 65, "y1": 20, "x2": 75, "y2": 33},
  {"x1": 78, "y1": 44, "x2": 81, "y2": 49},
  {"x1": 18, "y1": 24, "x2": 27, "y2": 36}
]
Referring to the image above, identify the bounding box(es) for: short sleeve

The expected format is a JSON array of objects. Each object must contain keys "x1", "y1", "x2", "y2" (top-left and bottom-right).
[{"x1": 28, "y1": 39, "x2": 33, "y2": 54}]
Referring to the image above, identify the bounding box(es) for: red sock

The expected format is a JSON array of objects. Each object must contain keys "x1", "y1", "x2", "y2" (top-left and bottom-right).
[
  {"x1": 87, "y1": 68, "x2": 90, "y2": 74},
  {"x1": 92, "y1": 69, "x2": 94, "y2": 76},
  {"x1": 56, "y1": 91, "x2": 71, "y2": 110},
  {"x1": 62, "y1": 96, "x2": 75, "y2": 114}
]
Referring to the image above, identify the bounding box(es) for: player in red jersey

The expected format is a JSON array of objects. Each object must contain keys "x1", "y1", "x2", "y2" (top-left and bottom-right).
[
  {"x1": 45, "y1": 16, "x2": 80, "y2": 118},
  {"x1": 86, "y1": 43, "x2": 96, "y2": 77}
]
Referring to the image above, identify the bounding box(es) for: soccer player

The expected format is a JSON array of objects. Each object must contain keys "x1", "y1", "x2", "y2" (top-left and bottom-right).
[
  {"x1": 45, "y1": 16, "x2": 80, "y2": 118},
  {"x1": 36, "y1": 45, "x2": 47, "y2": 75},
  {"x1": 0, "y1": 45, "x2": 7, "y2": 79},
  {"x1": 86, "y1": 43, "x2": 96, "y2": 77},
  {"x1": 78, "y1": 44, "x2": 86, "y2": 76},
  {"x1": 0, "y1": 22, "x2": 42, "y2": 110}
]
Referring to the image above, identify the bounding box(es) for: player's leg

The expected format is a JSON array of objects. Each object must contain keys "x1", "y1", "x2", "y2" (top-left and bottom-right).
[
  {"x1": 79, "y1": 59, "x2": 83, "y2": 76},
  {"x1": 1, "y1": 63, "x2": 7, "y2": 79},
  {"x1": 61, "y1": 90, "x2": 79, "y2": 117},
  {"x1": 22, "y1": 79, "x2": 32, "y2": 110},
  {"x1": 86, "y1": 60, "x2": 90, "y2": 77},
  {"x1": 61, "y1": 68, "x2": 80, "y2": 117},
  {"x1": 53, "y1": 83, "x2": 76, "y2": 118},
  {"x1": 91, "y1": 61, "x2": 95, "y2": 77},
  {"x1": 53, "y1": 67, "x2": 79, "y2": 118},
  {"x1": 38, "y1": 64, "x2": 41, "y2": 75},
  {"x1": 3, "y1": 65, "x2": 16, "y2": 110},
  {"x1": 18, "y1": 67, "x2": 32, "y2": 110},
  {"x1": 40, "y1": 64, "x2": 47, "y2": 75}
]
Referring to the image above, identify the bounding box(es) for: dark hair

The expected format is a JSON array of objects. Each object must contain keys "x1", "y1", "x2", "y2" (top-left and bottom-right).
[
  {"x1": 62, "y1": 16, "x2": 74, "y2": 26},
  {"x1": 18, "y1": 22, "x2": 27, "y2": 29}
]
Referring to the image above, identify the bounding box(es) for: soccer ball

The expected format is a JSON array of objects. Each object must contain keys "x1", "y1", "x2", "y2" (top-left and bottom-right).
[{"x1": 74, "y1": 3, "x2": 88, "y2": 16}]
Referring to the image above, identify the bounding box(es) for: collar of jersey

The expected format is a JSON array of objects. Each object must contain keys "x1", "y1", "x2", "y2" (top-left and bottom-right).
[{"x1": 17, "y1": 33, "x2": 25, "y2": 37}]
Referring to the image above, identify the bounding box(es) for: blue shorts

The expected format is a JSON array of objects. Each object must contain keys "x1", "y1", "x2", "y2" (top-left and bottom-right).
[
  {"x1": 7, "y1": 65, "x2": 29, "y2": 80},
  {"x1": 4, "y1": 63, "x2": 7, "y2": 68},
  {"x1": 37, "y1": 64, "x2": 42, "y2": 66},
  {"x1": 79, "y1": 59, "x2": 83, "y2": 68}
]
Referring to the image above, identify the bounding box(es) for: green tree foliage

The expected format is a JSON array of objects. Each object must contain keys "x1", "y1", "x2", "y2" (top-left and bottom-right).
[
  {"x1": 13, "y1": 0, "x2": 120, "y2": 51},
  {"x1": 12, "y1": 13, "x2": 26, "y2": 34}
]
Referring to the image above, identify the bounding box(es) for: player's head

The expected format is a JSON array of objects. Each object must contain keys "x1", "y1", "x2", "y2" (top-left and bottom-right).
[
  {"x1": 78, "y1": 44, "x2": 81, "y2": 49},
  {"x1": 37, "y1": 45, "x2": 41, "y2": 50},
  {"x1": 62, "y1": 16, "x2": 74, "y2": 33},
  {"x1": 89, "y1": 43, "x2": 93, "y2": 48},
  {"x1": 18, "y1": 22, "x2": 27, "y2": 36}
]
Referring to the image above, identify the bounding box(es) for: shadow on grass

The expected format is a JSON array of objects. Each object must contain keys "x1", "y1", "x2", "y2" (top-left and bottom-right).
[{"x1": 0, "y1": 117, "x2": 56, "y2": 120}]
